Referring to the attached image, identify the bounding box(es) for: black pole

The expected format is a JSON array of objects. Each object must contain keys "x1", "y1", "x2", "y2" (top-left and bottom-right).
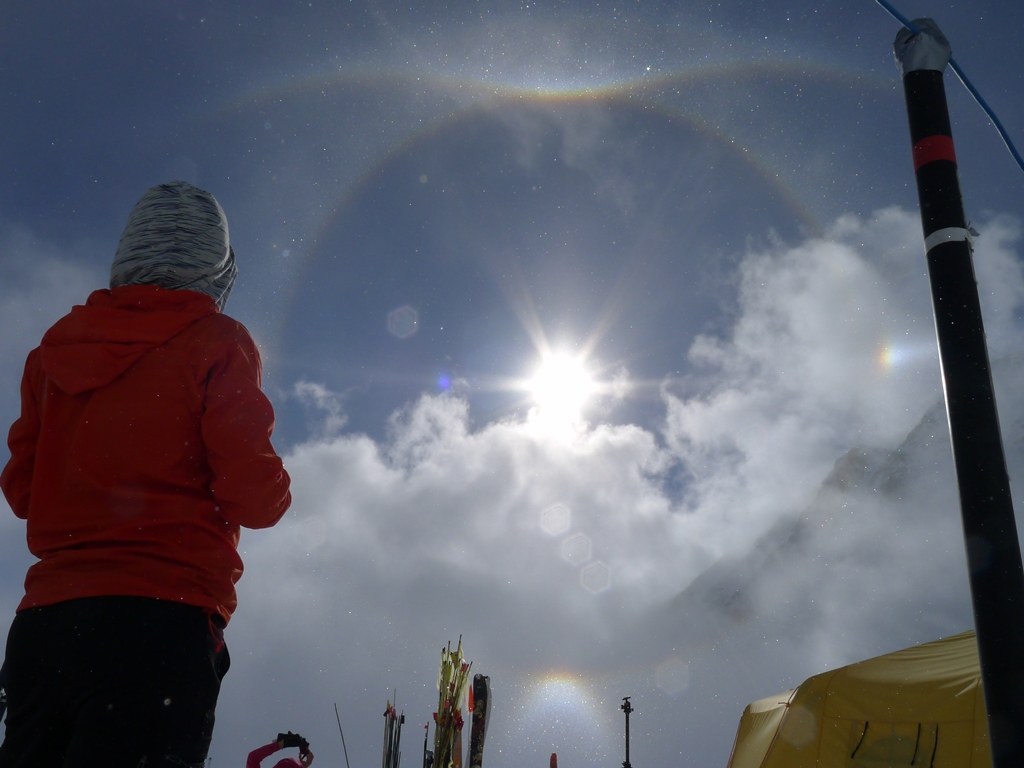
[
  {"x1": 422, "y1": 723, "x2": 433, "y2": 768},
  {"x1": 335, "y1": 702, "x2": 353, "y2": 768},
  {"x1": 895, "y1": 19, "x2": 1024, "y2": 765},
  {"x1": 620, "y1": 697, "x2": 633, "y2": 768}
]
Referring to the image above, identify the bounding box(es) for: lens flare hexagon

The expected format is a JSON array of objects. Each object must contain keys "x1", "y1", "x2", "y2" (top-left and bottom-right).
[
  {"x1": 580, "y1": 561, "x2": 611, "y2": 594},
  {"x1": 540, "y1": 503, "x2": 572, "y2": 536},
  {"x1": 387, "y1": 304, "x2": 419, "y2": 338},
  {"x1": 560, "y1": 532, "x2": 592, "y2": 566}
]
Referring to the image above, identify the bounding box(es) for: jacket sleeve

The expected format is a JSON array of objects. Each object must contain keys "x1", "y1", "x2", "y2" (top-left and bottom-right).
[
  {"x1": 201, "y1": 321, "x2": 291, "y2": 529},
  {"x1": 247, "y1": 741, "x2": 283, "y2": 768},
  {"x1": 0, "y1": 350, "x2": 42, "y2": 519}
]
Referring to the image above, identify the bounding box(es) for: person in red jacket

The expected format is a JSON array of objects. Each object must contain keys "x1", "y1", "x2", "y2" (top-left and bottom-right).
[
  {"x1": 247, "y1": 732, "x2": 315, "y2": 768},
  {"x1": 0, "y1": 181, "x2": 292, "y2": 768}
]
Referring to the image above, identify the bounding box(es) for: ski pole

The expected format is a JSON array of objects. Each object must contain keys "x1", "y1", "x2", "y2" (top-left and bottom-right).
[{"x1": 335, "y1": 702, "x2": 353, "y2": 768}]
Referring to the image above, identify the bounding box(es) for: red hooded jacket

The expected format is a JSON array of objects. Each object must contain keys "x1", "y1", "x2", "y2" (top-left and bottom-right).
[{"x1": 1, "y1": 284, "x2": 291, "y2": 623}]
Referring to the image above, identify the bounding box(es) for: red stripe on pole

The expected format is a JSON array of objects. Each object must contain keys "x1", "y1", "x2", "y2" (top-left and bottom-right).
[{"x1": 913, "y1": 135, "x2": 957, "y2": 171}]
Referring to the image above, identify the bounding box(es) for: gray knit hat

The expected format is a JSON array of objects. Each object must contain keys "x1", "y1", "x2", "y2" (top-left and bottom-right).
[{"x1": 110, "y1": 181, "x2": 238, "y2": 310}]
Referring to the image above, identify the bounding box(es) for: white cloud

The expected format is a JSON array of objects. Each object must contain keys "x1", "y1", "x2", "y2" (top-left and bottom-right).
[
  {"x1": 662, "y1": 208, "x2": 956, "y2": 547},
  {"x1": 970, "y1": 214, "x2": 1024, "y2": 357},
  {"x1": 248, "y1": 392, "x2": 698, "y2": 625},
  {"x1": 291, "y1": 380, "x2": 349, "y2": 439},
  {"x1": 218, "y1": 207, "x2": 1024, "y2": 768},
  {"x1": 0, "y1": 226, "x2": 103, "y2": 403},
  {"x1": 3, "y1": 208, "x2": 1022, "y2": 768}
]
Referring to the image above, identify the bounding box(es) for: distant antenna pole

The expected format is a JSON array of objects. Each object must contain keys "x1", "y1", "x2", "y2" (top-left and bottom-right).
[
  {"x1": 620, "y1": 697, "x2": 633, "y2": 768},
  {"x1": 335, "y1": 702, "x2": 353, "y2": 768},
  {"x1": 894, "y1": 18, "x2": 1024, "y2": 766}
]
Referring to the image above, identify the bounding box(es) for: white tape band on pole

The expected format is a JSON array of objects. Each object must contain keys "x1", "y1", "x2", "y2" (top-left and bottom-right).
[{"x1": 925, "y1": 227, "x2": 971, "y2": 253}]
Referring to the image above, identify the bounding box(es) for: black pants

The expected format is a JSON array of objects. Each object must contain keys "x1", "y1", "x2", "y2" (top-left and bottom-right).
[{"x1": 0, "y1": 596, "x2": 230, "y2": 768}]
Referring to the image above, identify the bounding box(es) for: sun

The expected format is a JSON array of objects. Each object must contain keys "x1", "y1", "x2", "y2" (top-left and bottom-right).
[{"x1": 527, "y1": 352, "x2": 596, "y2": 427}]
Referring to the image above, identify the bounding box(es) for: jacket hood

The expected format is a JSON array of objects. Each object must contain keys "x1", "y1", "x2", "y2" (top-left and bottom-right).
[
  {"x1": 40, "y1": 284, "x2": 218, "y2": 395},
  {"x1": 110, "y1": 181, "x2": 237, "y2": 311}
]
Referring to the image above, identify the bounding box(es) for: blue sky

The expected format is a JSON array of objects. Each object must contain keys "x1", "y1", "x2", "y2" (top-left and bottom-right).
[{"x1": 3, "y1": 2, "x2": 1024, "y2": 767}]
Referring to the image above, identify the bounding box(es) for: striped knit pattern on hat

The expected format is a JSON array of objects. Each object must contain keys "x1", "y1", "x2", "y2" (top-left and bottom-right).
[{"x1": 110, "y1": 181, "x2": 237, "y2": 311}]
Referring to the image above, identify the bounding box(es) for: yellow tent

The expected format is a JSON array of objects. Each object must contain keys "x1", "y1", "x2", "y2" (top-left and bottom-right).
[{"x1": 726, "y1": 631, "x2": 991, "y2": 768}]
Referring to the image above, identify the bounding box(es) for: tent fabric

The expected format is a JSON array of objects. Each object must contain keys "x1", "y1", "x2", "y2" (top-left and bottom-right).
[
  {"x1": 726, "y1": 690, "x2": 795, "y2": 768},
  {"x1": 726, "y1": 631, "x2": 991, "y2": 768}
]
